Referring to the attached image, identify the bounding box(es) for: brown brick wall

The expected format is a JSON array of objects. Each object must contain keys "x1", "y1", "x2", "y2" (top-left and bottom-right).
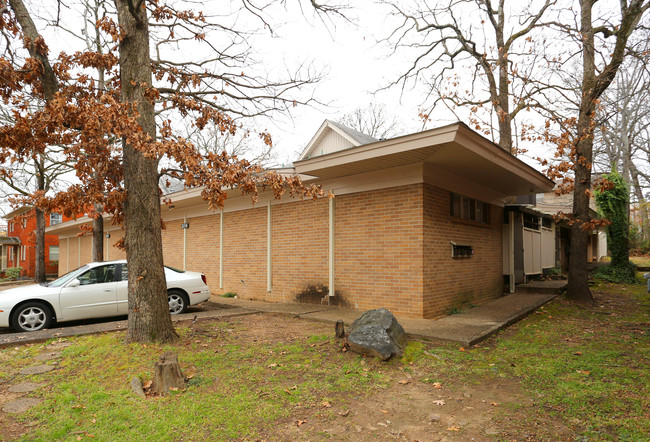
[
  {"x1": 161, "y1": 219, "x2": 184, "y2": 271},
  {"x1": 185, "y1": 214, "x2": 220, "y2": 292},
  {"x1": 222, "y1": 207, "x2": 266, "y2": 299},
  {"x1": 270, "y1": 199, "x2": 329, "y2": 303},
  {"x1": 334, "y1": 185, "x2": 425, "y2": 317},
  {"x1": 423, "y1": 185, "x2": 503, "y2": 318}
]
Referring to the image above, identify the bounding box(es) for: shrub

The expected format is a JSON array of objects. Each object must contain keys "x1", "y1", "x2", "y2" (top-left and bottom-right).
[
  {"x1": 1, "y1": 267, "x2": 22, "y2": 282},
  {"x1": 592, "y1": 263, "x2": 638, "y2": 284},
  {"x1": 220, "y1": 292, "x2": 237, "y2": 298}
]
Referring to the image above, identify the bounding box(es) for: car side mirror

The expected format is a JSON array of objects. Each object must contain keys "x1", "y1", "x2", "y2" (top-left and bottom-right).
[{"x1": 67, "y1": 279, "x2": 81, "y2": 288}]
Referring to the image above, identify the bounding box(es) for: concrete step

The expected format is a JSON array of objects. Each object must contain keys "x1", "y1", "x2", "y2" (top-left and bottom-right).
[{"x1": 516, "y1": 280, "x2": 567, "y2": 295}]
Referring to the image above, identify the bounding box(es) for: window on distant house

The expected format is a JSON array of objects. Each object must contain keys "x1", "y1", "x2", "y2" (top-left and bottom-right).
[
  {"x1": 542, "y1": 217, "x2": 552, "y2": 229},
  {"x1": 9, "y1": 247, "x2": 14, "y2": 262},
  {"x1": 450, "y1": 193, "x2": 490, "y2": 224},
  {"x1": 20, "y1": 245, "x2": 26, "y2": 261},
  {"x1": 9, "y1": 222, "x2": 13, "y2": 232},
  {"x1": 21, "y1": 218, "x2": 27, "y2": 228},
  {"x1": 50, "y1": 213, "x2": 63, "y2": 226},
  {"x1": 49, "y1": 245, "x2": 59, "y2": 264}
]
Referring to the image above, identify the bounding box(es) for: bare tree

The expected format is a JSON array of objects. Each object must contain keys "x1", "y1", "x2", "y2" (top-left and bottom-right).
[
  {"x1": 337, "y1": 103, "x2": 403, "y2": 139},
  {"x1": 380, "y1": 0, "x2": 557, "y2": 153},
  {"x1": 563, "y1": 0, "x2": 650, "y2": 303},
  {"x1": 594, "y1": 35, "x2": 650, "y2": 243},
  {"x1": 1, "y1": 0, "x2": 334, "y2": 343}
]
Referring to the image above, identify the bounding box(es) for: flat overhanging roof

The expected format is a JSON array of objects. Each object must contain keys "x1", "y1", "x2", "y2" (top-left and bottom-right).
[{"x1": 294, "y1": 123, "x2": 554, "y2": 196}]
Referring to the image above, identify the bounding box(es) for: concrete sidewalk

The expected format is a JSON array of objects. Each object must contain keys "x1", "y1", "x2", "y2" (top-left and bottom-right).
[
  {"x1": 0, "y1": 292, "x2": 557, "y2": 348},
  {"x1": 213, "y1": 292, "x2": 557, "y2": 346}
]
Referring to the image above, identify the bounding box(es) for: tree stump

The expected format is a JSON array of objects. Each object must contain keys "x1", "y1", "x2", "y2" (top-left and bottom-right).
[
  {"x1": 153, "y1": 351, "x2": 185, "y2": 395},
  {"x1": 335, "y1": 320, "x2": 345, "y2": 338}
]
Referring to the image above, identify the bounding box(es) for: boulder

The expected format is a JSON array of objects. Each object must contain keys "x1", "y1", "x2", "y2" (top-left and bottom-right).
[{"x1": 348, "y1": 308, "x2": 407, "y2": 360}]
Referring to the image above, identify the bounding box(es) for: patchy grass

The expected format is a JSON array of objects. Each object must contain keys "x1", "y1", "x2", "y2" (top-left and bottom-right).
[
  {"x1": 630, "y1": 254, "x2": 650, "y2": 267},
  {"x1": 0, "y1": 283, "x2": 648, "y2": 440},
  {"x1": 403, "y1": 282, "x2": 650, "y2": 439}
]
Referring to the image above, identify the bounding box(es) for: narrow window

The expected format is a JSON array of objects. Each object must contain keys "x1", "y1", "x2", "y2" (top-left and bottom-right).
[{"x1": 49, "y1": 245, "x2": 59, "y2": 264}]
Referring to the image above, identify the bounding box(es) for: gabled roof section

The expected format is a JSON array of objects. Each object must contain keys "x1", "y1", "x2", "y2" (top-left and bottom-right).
[
  {"x1": 3, "y1": 206, "x2": 32, "y2": 220},
  {"x1": 297, "y1": 120, "x2": 377, "y2": 161}
]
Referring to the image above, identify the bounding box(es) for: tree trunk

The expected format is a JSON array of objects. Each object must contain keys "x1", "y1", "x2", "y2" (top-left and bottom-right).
[
  {"x1": 566, "y1": 0, "x2": 596, "y2": 304},
  {"x1": 495, "y1": 1, "x2": 513, "y2": 154},
  {"x1": 116, "y1": 0, "x2": 177, "y2": 343},
  {"x1": 92, "y1": 205, "x2": 104, "y2": 262},
  {"x1": 153, "y1": 351, "x2": 186, "y2": 395},
  {"x1": 34, "y1": 207, "x2": 46, "y2": 283}
]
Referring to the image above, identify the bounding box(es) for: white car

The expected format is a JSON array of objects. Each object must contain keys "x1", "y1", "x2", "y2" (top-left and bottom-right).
[{"x1": 0, "y1": 260, "x2": 211, "y2": 332}]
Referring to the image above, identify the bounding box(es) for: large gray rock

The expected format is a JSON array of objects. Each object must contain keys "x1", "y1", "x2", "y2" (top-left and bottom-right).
[{"x1": 348, "y1": 308, "x2": 407, "y2": 360}]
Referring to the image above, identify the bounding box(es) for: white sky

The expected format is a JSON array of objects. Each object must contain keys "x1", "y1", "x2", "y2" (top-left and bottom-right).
[{"x1": 0, "y1": 0, "x2": 569, "y2": 220}]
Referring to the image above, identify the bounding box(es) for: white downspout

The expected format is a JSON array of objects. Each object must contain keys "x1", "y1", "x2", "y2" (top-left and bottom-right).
[
  {"x1": 267, "y1": 200, "x2": 272, "y2": 293},
  {"x1": 219, "y1": 209, "x2": 223, "y2": 290},
  {"x1": 183, "y1": 214, "x2": 187, "y2": 271},
  {"x1": 77, "y1": 237, "x2": 81, "y2": 267},
  {"x1": 329, "y1": 195, "x2": 335, "y2": 298},
  {"x1": 66, "y1": 237, "x2": 70, "y2": 272}
]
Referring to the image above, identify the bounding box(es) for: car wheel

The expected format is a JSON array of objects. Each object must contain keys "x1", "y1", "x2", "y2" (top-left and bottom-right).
[
  {"x1": 11, "y1": 302, "x2": 53, "y2": 332},
  {"x1": 168, "y1": 290, "x2": 189, "y2": 315}
]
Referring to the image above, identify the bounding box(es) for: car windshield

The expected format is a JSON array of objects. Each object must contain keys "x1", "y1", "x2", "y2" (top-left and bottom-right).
[{"x1": 47, "y1": 265, "x2": 90, "y2": 288}]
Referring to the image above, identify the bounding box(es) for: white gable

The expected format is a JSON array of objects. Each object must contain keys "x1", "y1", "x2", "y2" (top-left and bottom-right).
[
  {"x1": 307, "y1": 129, "x2": 354, "y2": 158},
  {"x1": 297, "y1": 120, "x2": 377, "y2": 161}
]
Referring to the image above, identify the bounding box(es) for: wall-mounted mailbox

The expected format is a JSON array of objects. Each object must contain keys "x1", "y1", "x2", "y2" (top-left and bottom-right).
[{"x1": 451, "y1": 242, "x2": 473, "y2": 258}]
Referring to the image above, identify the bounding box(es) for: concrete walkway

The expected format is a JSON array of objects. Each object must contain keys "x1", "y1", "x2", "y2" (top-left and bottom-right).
[
  {"x1": 214, "y1": 292, "x2": 557, "y2": 346},
  {"x1": 0, "y1": 291, "x2": 558, "y2": 348}
]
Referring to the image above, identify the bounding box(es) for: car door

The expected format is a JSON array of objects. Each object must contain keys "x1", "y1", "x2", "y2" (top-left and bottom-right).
[{"x1": 58, "y1": 264, "x2": 119, "y2": 321}]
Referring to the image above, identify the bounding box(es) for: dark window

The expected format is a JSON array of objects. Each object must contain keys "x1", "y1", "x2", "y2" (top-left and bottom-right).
[
  {"x1": 450, "y1": 193, "x2": 490, "y2": 225},
  {"x1": 542, "y1": 217, "x2": 552, "y2": 229},
  {"x1": 523, "y1": 213, "x2": 540, "y2": 230},
  {"x1": 78, "y1": 264, "x2": 117, "y2": 285}
]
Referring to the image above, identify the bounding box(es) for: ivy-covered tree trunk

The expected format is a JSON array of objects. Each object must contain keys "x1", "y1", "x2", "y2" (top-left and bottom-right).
[{"x1": 595, "y1": 171, "x2": 630, "y2": 268}]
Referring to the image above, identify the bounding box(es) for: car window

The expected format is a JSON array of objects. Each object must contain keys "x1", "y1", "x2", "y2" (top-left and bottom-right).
[
  {"x1": 120, "y1": 264, "x2": 128, "y2": 282},
  {"x1": 77, "y1": 264, "x2": 117, "y2": 286},
  {"x1": 48, "y1": 265, "x2": 90, "y2": 288}
]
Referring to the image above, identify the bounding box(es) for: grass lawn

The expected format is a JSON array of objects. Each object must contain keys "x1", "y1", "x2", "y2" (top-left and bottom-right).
[{"x1": 0, "y1": 281, "x2": 648, "y2": 440}]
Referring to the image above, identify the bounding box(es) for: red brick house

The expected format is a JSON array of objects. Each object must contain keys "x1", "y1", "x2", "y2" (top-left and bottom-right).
[
  {"x1": 46, "y1": 122, "x2": 554, "y2": 318},
  {"x1": 2, "y1": 207, "x2": 72, "y2": 278}
]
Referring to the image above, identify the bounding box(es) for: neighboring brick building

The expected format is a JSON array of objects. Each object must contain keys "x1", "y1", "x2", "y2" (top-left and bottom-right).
[
  {"x1": 47, "y1": 121, "x2": 554, "y2": 319},
  {"x1": 2, "y1": 207, "x2": 73, "y2": 278}
]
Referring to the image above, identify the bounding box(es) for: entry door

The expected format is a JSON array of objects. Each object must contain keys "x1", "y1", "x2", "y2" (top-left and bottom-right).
[{"x1": 59, "y1": 264, "x2": 118, "y2": 321}]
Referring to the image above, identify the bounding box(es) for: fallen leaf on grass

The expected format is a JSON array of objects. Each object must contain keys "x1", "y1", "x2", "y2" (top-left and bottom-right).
[
  {"x1": 433, "y1": 400, "x2": 445, "y2": 406},
  {"x1": 491, "y1": 402, "x2": 498, "y2": 406},
  {"x1": 380, "y1": 409, "x2": 388, "y2": 414},
  {"x1": 576, "y1": 370, "x2": 591, "y2": 375},
  {"x1": 295, "y1": 420, "x2": 306, "y2": 427},
  {"x1": 432, "y1": 382, "x2": 442, "y2": 389},
  {"x1": 573, "y1": 352, "x2": 582, "y2": 356},
  {"x1": 398, "y1": 380, "x2": 410, "y2": 385},
  {"x1": 459, "y1": 347, "x2": 466, "y2": 352},
  {"x1": 142, "y1": 380, "x2": 153, "y2": 389},
  {"x1": 447, "y1": 426, "x2": 460, "y2": 431},
  {"x1": 339, "y1": 410, "x2": 350, "y2": 417},
  {"x1": 322, "y1": 401, "x2": 332, "y2": 408},
  {"x1": 267, "y1": 363, "x2": 277, "y2": 368}
]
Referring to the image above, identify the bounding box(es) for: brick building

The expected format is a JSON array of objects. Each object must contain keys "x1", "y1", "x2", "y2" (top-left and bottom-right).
[
  {"x1": 46, "y1": 122, "x2": 554, "y2": 319},
  {"x1": 2, "y1": 207, "x2": 72, "y2": 278}
]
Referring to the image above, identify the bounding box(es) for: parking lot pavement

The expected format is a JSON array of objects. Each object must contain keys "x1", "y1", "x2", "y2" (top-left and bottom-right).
[{"x1": 0, "y1": 301, "x2": 256, "y2": 347}]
